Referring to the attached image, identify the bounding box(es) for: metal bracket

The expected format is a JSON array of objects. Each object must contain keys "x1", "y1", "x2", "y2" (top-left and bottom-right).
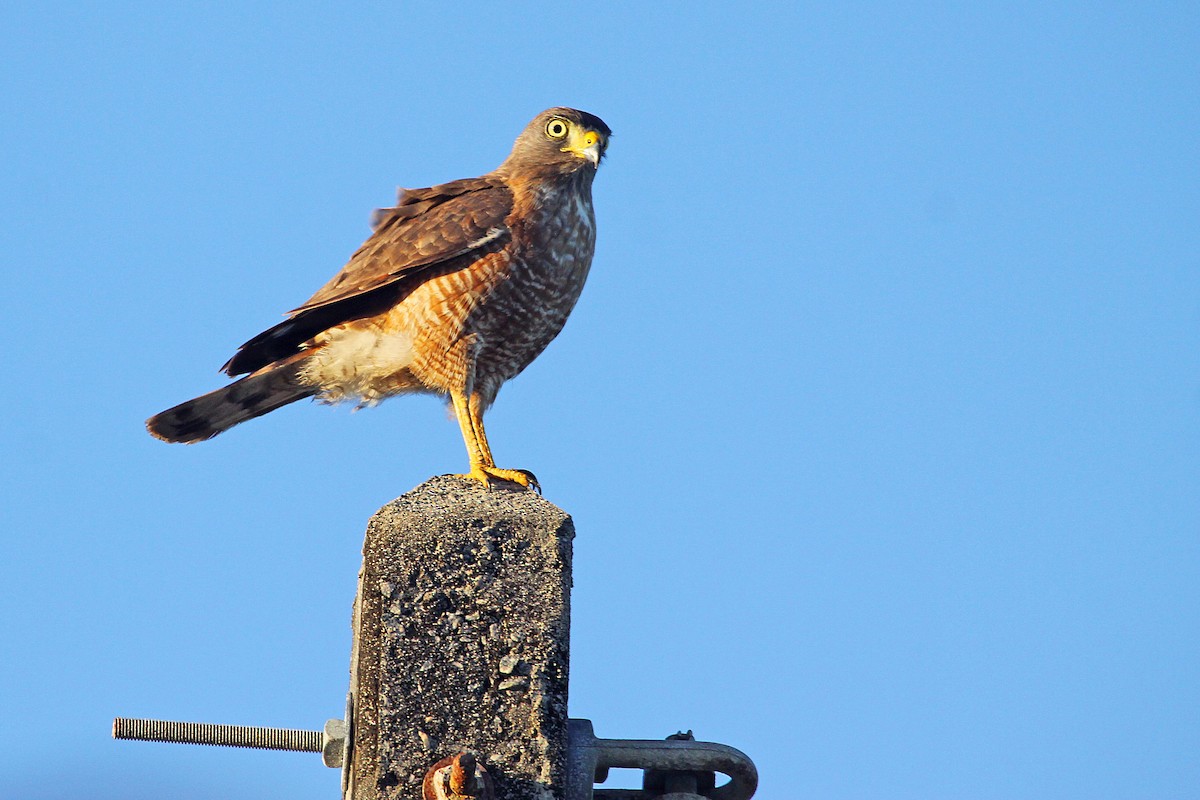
[
  {"x1": 567, "y1": 719, "x2": 757, "y2": 800},
  {"x1": 113, "y1": 714, "x2": 756, "y2": 800}
]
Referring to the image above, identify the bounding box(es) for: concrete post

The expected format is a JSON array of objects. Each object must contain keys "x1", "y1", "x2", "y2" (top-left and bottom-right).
[{"x1": 347, "y1": 476, "x2": 575, "y2": 800}]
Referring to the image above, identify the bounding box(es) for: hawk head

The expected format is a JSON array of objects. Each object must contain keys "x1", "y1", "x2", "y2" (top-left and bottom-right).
[{"x1": 501, "y1": 107, "x2": 611, "y2": 178}]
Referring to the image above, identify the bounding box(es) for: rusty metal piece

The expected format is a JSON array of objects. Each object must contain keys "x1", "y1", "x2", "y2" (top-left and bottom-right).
[
  {"x1": 423, "y1": 752, "x2": 495, "y2": 800},
  {"x1": 450, "y1": 752, "x2": 480, "y2": 795}
]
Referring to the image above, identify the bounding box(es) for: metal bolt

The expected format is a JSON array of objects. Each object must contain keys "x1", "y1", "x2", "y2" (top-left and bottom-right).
[{"x1": 112, "y1": 716, "x2": 347, "y2": 767}]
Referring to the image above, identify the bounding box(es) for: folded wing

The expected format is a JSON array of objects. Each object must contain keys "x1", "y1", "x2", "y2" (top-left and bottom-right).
[{"x1": 222, "y1": 177, "x2": 513, "y2": 376}]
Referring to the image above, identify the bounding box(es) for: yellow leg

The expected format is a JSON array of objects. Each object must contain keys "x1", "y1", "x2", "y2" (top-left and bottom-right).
[
  {"x1": 451, "y1": 389, "x2": 538, "y2": 491},
  {"x1": 468, "y1": 391, "x2": 495, "y2": 468}
]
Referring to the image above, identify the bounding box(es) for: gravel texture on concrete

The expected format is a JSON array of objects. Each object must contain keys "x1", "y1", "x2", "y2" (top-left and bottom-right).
[{"x1": 348, "y1": 475, "x2": 575, "y2": 800}]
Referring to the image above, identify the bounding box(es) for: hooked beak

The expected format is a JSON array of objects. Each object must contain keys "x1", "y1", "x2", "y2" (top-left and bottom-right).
[
  {"x1": 563, "y1": 128, "x2": 604, "y2": 168},
  {"x1": 582, "y1": 143, "x2": 601, "y2": 167}
]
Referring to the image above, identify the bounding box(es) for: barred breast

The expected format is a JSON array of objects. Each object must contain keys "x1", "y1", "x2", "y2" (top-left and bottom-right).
[{"x1": 468, "y1": 179, "x2": 597, "y2": 406}]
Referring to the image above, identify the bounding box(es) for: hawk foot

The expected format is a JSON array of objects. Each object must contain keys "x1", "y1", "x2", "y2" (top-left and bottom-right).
[{"x1": 457, "y1": 465, "x2": 540, "y2": 493}]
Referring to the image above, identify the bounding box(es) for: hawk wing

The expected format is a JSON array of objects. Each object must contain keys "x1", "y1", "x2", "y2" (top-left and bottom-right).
[{"x1": 222, "y1": 177, "x2": 513, "y2": 376}]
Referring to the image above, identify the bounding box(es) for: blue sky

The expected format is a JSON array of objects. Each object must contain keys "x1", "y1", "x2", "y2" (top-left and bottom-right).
[{"x1": 1, "y1": 3, "x2": 1197, "y2": 798}]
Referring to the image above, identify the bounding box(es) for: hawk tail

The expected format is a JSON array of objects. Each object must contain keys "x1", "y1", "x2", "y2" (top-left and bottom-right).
[{"x1": 147, "y1": 360, "x2": 315, "y2": 444}]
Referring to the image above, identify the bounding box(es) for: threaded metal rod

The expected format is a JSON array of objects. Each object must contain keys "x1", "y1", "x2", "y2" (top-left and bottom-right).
[{"x1": 112, "y1": 717, "x2": 322, "y2": 753}]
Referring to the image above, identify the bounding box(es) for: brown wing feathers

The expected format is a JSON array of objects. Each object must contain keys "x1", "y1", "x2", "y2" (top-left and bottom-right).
[{"x1": 221, "y1": 180, "x2": 512, "y2": 377}]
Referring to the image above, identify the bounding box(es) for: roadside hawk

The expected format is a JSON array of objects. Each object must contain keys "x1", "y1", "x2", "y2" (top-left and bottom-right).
[{"x1": 147, "y1": 107, "x2": 611, "y2": 490}]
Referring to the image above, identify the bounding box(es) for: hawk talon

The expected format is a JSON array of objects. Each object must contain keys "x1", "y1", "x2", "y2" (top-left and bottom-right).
[
  {"x1": 458, "y1": 466, "x2": 539, "y2": 493},
  {"x1": 516, "y1": 469, "x2": 541, "y2": 495}
]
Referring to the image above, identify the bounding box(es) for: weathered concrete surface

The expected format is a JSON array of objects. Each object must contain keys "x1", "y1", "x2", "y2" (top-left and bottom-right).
[{"x1": 348, "y1": 476, "x2": 575, "y2": 800}]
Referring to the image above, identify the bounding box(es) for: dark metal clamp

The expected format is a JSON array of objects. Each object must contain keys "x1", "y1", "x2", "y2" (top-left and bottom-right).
[{"x1": 567, "y1": 719, "x2": 757, "y2": 800}]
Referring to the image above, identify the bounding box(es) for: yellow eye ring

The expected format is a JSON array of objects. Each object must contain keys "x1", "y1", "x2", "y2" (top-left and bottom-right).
[{"x1": 545, "y1": 118, "x2": 569, "y2": 139}]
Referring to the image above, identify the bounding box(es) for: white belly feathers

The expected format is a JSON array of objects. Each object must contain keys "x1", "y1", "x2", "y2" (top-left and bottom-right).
[{"x1": 299, "y1": 324, "x2": 417, "y2": 406}]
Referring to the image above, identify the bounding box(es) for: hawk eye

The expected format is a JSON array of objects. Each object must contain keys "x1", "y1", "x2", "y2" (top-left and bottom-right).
[{"x1": 545, "y1": 119, "x2": 569, "y2": 139}]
